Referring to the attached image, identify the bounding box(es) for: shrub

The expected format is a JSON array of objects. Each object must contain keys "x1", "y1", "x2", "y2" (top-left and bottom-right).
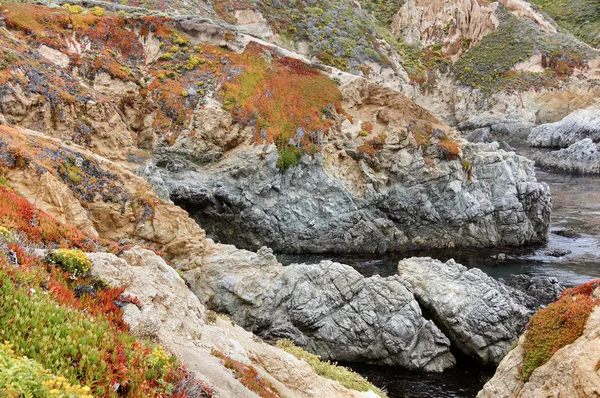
[
  {"x1": 159, "y1": 52, "x2": 174, "y2": 61},
  {"x1": 50, "y1": 248, "x2": 92, "y2": 277},
  {"x1": 276, "y1": 146, "x2": 301, "y2": 172},
  {"x1": 520, "y1": 294, "x2": 597, "y2": 381},
  {"x1": 90, "y1": 6, "x2": 104, "y2": 17},
  {"x1": 0, "y1": 342, "x2": 93, "y2": 398},
  {"x1": 275, "y1": 340, "x2": 385, "y2": 397},
  {"x1": 63, "y1": 4, "x2": 84, "y2": 14},
  {"x1": 0, "y1": 225, "x2": 15, "y2": 243}
]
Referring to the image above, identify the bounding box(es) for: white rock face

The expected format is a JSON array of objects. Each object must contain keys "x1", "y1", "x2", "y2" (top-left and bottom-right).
[
  {"x1": 38, "y1": 45, "x2": 70, "y2": 68},
  {"x1": 528, "y1": 108, "x2": 600, "y2": 148},
  {"x1": 234, "y1": 9, "x2": 274, "y2": 39},
  {"x1": 394, "y1": 0, "x2": 499, "y2": 59},
  {"x1": 532, "y1": 138, "x2": 600, "y2": 175},
  {"x1": 88, "y1": 246, "x2": 380, "y2": 398},
  {"x1": 398, "y1": 257, "x2": 532, "y2": 364}
]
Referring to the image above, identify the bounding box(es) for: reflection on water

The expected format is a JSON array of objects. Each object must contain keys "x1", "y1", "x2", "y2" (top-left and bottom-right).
[{"x1": 278, "y1": 169, "x2": 600, "y2": 398}]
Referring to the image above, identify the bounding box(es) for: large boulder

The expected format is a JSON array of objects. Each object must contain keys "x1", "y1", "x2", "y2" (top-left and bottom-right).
[
  {"x1": 189, "y1": 244, "x2": 456, "y2": 371},
  {"x1": 532, "y1": 138, "x2": 600, "y2": 174},
  {"x1": 153, "y1": 82, "x2": 551, "y2": 254},
  {"x1": 397, "y1": 257, "x2": 532, "y2": 365},
  {"x1": 528, "y1": 108, "x2": 600, "y2": 148}
]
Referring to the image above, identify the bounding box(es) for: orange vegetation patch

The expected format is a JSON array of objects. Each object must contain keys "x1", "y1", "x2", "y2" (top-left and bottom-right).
[
  {"x1": 0, "y1": 186, "x2": 97, "y2": 250},
  {"x1": 520, "y1": 279, "x2": 600, "y2": 381},
  {"x1": 211, "y1": 349, "x2": 279, "y2": 398},
  {"x1": 221, "y1": 43, "x2": 343, "y2": 151}
]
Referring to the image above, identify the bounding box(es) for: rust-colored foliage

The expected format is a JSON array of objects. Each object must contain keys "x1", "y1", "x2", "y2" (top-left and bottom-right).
[
  {"x1": 221, "y1": 43, "x2": 342, "y2": 149},
  {"x1": 0, "y1": 187, "x2": 96, "y2": 250},
  {"x1": 358, "y1": 134, "x2": 387, "y2": 158},
  {"x1": 521, "y1": 284, "x2": 600, "y2": 381},
  {"x1": 211, "y1": 349, "x2": 279, "y2": 398},
  {"x1": 361, "y1": 121, "x2": 374, "y2": 134},
  {"x1": 437, "y1": 136, "x2": 460, "y2": 160},
  {"x1": 561, "y1": 279, "x2": 600, "y2": 299}
]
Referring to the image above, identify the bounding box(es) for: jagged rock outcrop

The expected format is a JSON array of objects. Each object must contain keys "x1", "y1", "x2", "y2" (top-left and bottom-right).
[
  {"x1": 154, "y1": 81, "x2": 551, "y2": 254},
  {"x1": 397, "y1": 257, "x2": 533, "y2": 365},
  {"x1": 528, "y1": 108, "x2": 600, "y2": 148},
  {"x1": 532, "y1": 138, "x2": 600, "y2": 174},
  {"x1": 88, "y1": 246, "x2": 379, "y2": 398},
  {"x1": 189, "y1": 245, "x2": 456, "y2": 371},
  {"x1": 504, "y1": 274, "x2": 564, "y2": 311},
  {"x1": 478, "y1": 303, "x2": 600, "y2": 398}
]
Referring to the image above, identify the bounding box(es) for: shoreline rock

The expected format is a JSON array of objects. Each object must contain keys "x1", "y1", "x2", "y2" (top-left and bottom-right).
[
  {"x1": 189, "y1": 245, "x2": 456, "y2": 371},
  {"x1": 532, "y1": 138, "x2": 600, "y2": 175},
  {"x1": 397, "y1": 257, "x2": 534, "y2": 365},
  {"x1": 528, "y1": 108, "x2": 600, "y2": 148},
  {"x1": 153, "y1": 83, "x2": 551, "y2": 255}
]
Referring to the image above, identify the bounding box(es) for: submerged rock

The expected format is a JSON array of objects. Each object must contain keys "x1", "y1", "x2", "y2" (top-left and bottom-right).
[
  {"x1": 397, "y1": 257, "x2": 533, "y2": 365},
  {"x1": 528, "y1": 108, "x2": 600, "y2": 148},
  {"x1": 532, "y1": 138, "x2": 600, "y2": 174},
  {"x1": 190, "y1": 245, "x2": 456, "y2": 371}
]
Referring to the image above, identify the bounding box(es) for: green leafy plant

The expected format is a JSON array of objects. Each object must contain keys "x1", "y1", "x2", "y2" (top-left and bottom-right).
[{"x1": 276, "y1": 339, "x2": 386, "y2": 397}]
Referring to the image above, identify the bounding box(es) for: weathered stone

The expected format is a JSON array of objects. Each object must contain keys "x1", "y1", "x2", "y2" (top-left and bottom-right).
[
  {"x1": 152, "y1": 82, "x2": 551, "y2": 254},
  {"x1": 191, "y1": 244, "x2": 456, "y2": 371},
  {"x1": 532, "y1": 138, "x2": 600, "y2": 174},
  {"x1": 88, "y1": 246, "x2": 380, "y2": 398},
  {"x1": 528, "y1": 108, "x2": 600, "y2": 148},
  {"x1": 397, "y1": 257, "x2": 533, "y2": 364}
]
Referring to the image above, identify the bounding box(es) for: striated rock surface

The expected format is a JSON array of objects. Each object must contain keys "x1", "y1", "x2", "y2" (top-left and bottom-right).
[
  {"x1": 532, "y1": 138, "x2": 600, "y2": 175},
  {"x1": 89, "y1": 246, "x2": 379, "y2": 398},
  {"x1": 397, "y1": 257, "x2": 532, "y2": 365},
  {"x1": 478, "y1": 304, "x2": 600, "y2": 398},
  {"x1": 155, "y1": 81, "x2": 551, "y2": 254},
  {"x1": 528, "y1": 108, "x2": 600, "y2": 148},
  {"x1": 504, "y1": 274, "x2": 564, "y2": 311},
  {"x1": 190, "y1": 245, "x2": 456, "y2": 371}
]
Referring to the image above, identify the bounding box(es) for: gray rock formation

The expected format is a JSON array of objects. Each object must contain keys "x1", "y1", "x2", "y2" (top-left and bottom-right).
[
  {"x1": 190, "y1": 245, "x2": 456, "y2": 371},
  {"x1": 532, "y1": 138, "x2": 600, "y2": 174},
  {"x1": 462, "y1": 121, "x2": 534, "y2": 143},
  {"x1": 504, "y1": 274, "x2": 564, "y2": 311},
  {"x1": 158, "y1": 140, "x2": 550, "y2": 254},
  {"x1": 528, "y1": 108, "x2": 600, "y2": 148},
  {"x1": 144, "y1": 82, "x2": 551, "y2": 255},
  {"x1": 397, "y1": 257, "x2": 533, "y2": 365}
]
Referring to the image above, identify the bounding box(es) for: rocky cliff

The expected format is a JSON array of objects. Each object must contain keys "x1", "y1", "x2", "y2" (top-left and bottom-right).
[{"x1": 153, "y1": 80, "x2": 551, "y2": 253}]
